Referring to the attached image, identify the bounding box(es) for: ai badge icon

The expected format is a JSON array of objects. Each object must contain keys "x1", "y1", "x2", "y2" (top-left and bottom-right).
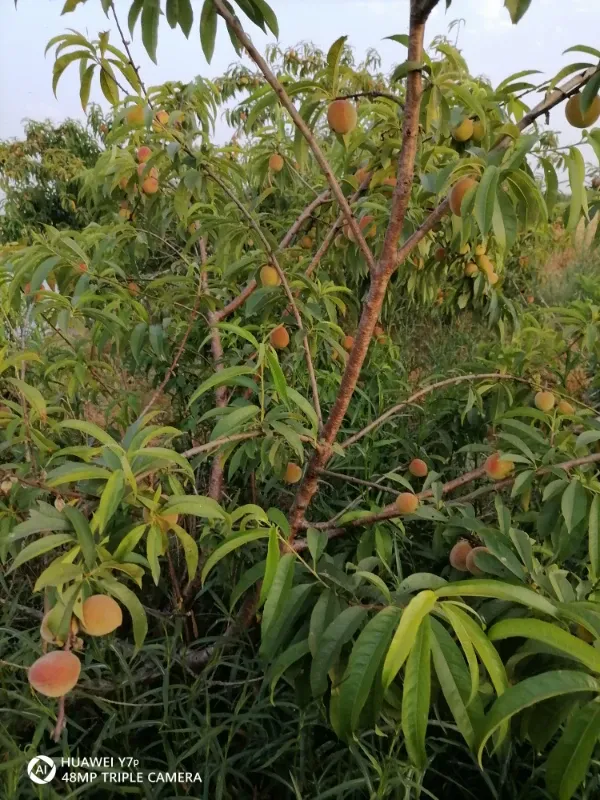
[{"x1": 27, "y1": 755, "x2": 56, "y2": 785}]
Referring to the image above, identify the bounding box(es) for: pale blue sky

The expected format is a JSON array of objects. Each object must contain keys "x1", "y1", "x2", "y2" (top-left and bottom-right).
[{"x1": 0, "y1": 0, "x2": 598, "y2": 155}]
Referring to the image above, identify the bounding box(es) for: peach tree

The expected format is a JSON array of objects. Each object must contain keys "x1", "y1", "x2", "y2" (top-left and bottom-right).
[{"x1": 3, "y1": 0, "x2": 600, "y2": 794}]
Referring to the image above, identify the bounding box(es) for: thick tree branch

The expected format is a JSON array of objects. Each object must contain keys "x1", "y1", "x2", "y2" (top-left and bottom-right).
[
  {"x1": 342, "y1": 372, "x2": 529, "y2": 449},
  {"x1": 212, "y1": 0, "x2": 377, "y2": 273},
  {"x1": 294, "y1": 452, "x2": 600, "y2": 545},
  {"x1": 285, "y1": 2, "x2": 430, "y2": 539}
]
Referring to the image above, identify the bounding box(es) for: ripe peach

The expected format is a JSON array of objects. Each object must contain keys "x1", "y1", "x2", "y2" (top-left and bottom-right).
[
  {"x1": 557, "y1": 399, "x2": 575, "y2": 415},
  {"x1": 449, "y1": 539, "x2": 472, "y2": 571},
  {"x1": 270, "y1": 325, "x2": 290, "y2": 349},
  {"x1": 154, "y1": 109, "x2": 170, "y2": 127},
  {"x1": 327, "y1": 99, "x2": 358, "y2": 135},
  {"x1": 81, "y1": 595, "x2": 123, "y2": 636},
  {"x1": 526, "y1": 295, "x2": 535, "y2": 304},
  {"x1": 127, "y1": 281, "x2": 140, "y2": 296},
  {"x1": 464, "y1": 262, "x2": 478, "y2": 277},
  {"x1": 408, "y1": 458, "x2": 428, "y2": 478},
  {"x1": 535, "y1": 391, "x2": 555, "y2": 413},
  {"x1": 565, "y1": 94, "x2": 600, "y2": 129},
  {"x1": 382, "y1": 176, "x2": 397, "y2": 187},
  {"x1": 126, "y1": 105, "x2": 145, "y2": 126},
  {"x1": 355, "y1": 166, "x2": 370, "y2": 184},
  {"x1": 136, "y1": 146, "x2": 152, "y2": 163},
  {"x1": 452, "y1": 118, "x2": 474, "y2": 142},
  {"x1": 268, "y1": 153, "x2": 284, "y2": 172},
  {"x1": 449, "y1": 177, "x2": 478, "y2": 216},
  {"x1": 477, "y1": 255, "x2": 494, "y2": 277},
  {"x1": 300, "y1": 235, "x2": 313, "y2": 249},
  {"x1": 28, "y1": 651, "x2": 81, "y2": 697},
  {"x1": 343, "y1": 335, "x2": 354, "y2": 351},
  {"x1": 284, "y1": 463, "x2": 302, "y2": 484},
  {"x1": 260, "y1": 265, "x2": 281, "y2": 287},
  {"x1": 395, "y1": 492, "x2": 419, "y2": 514},
  {"x1": 76, "y1": 262, "x2": 88, "y2": 273},
  {"x1": 344, "y1": 215, "x2": 376, "y2": 242},
  {"x1": 142, "y1": 176, "x2": 159, "y2": 195},
  {"x1": 484, "y1": 452, "x2": 514, "y2": 481},
  {"x1": 474, "y1": 244, "x2": 486, "y2": 256},
  {"x1": 434, "y1": 247, "x2": 446, "y2": 262},
  {"x1": 471, "y1": 120, "x2": 485, "y2": 142},
  {"x1": 466, "y1": 546, "x2": 489, "y2": 576}
]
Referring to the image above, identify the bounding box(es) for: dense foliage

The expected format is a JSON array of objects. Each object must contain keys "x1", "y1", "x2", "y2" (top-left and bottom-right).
[{"x1": 2, "y1": 0, "x2": 600, "y2": 797}]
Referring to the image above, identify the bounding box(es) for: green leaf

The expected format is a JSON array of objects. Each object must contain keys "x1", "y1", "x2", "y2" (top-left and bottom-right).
[
  {"x1": 260, "y1": 583, "x2": 314, "y2": 661},
  {"x1": 188, "y1": 366, "x2": 256, "y2": 407},
  {"x1": 434, "y1": 579, "x2": 558, "y2": 617},
  {"x1": 476, "y1": 671, "x2": 599, "y2": 765},
  {"x1": 99, "y1": 60, "x2": 119, "y2": 105},
  {"x1": 45, "y1": 462, "x2": 112, "y2": 487},
  {"x1": 60, "y1": 419, "x2": 119, "y2": 447},
  {"x1": 112, "y1": 524, "x2": 148, "y2": 561},
  {"x1": 102, "y1": 577, "x2": 148, "y2": 650},
  {"x1": 141, "y1": 0, "x2": 160, "y2": 63},
  {"x1": 177, "y1": 0, "x2": 193, "y2": 36},
  {"x1": 444, "y1": 604, "x2": 480, "y2": 706},
  {"x1": 200, "y1": 0, "x2": 218, "y2": 63},
  {"x1": 163, "y1": 494, "x2": 225, "y2": 519},
  {"x1": 201, "y1": 529, "x2": 269, "y2": 583},
  {"x1": 567, "y1": 147, "x2": 587, "y2": 230},
  {"x1": 561, "y1": 480, "x2": 588, "y2": 533},
  {"x1": 210, "y1": 405, "x2": 260, "y2": 441},
  {"x1": 338, "y1": 606, "x2": 401, "y2": 739},
  {"x1": 306, "y1": 527, "x2": 327, "y2": 564},
  {"x1": 146, "y1": 524, "x2": 162, "y2": 585},
  {"x1": 229, "y1": 560, "x2": 265, "y2": 610},
  {"x1": 308, "y1": 589, "x2": 339, "y2": 657},
  {"x1": 401, "y1": 616, "x2": 431, "y2": 769},
  {"x1": 474, "y1": 165, "x2": 500, "y2": 237},
  {"x1": 6, "y1": 378, "x2": 46, "y2": 421},
  {"x1": 266, "y1": 346, "x2": 288, "y2": 403},
  {"x1": 382, "y1": 590, "x2": 437, "y2": 690},
  {"x1": 63, "y1": 505, "x2": 96, "y2": 571},
  {"x1": 128, "y1": 0, "x2": 144, "y2": 36},
  {"x1": 326, "y1": 35, "x2": 347, "y2": 96},
  {"x1": 310, "y1": 606, "x2": 369, "y2": 697},
  {"x1": 259, "y1": 526, "x2": 280, "y2": 604},
  {"x1": 546, "y1": 699, "x2": 600, "y2": 800},
  {"x1": 171, "y1": 523, "x2": 199, "y2": 581},
  {"x1": 430, "y1": 618, "x2": 478, "y2": 749},
  {"x1": 132, "y1": 447, "x2": 194, "y2": 480},
  {"x1": 261, "y1": 552, "x2": 295, "y2": 634},
  {"x1": 79, "y1": 63, "x2": 95, "y2": 111},
  {"x1": 166, "y1": 0, "x2": 179, "y2": 28},
  {"x1": 91, "y1": 469, "x2": 124, "y2": 535},
  {"x1": 286, "y1": 387, "x2": 319, "y2": 434},
  {"x1": 9, "y1": 509, "x2": 71, "y2": 541},
  {"x1": 589, "y1": 495, "x2": 600, "y2": 584},
  {"x1": 488, "y1": 618, "x2": 600, "y2": 674},
  {"x1": 581, "y1": 70, "x2": 600, "y2": 115},
  {"x1": 268, "y1": 639, "x2": 310, "y2": 702},
  {"x1": 504, "y1": 0, "x2": 532, "y2": 24},
  {"x1": 250, "y1": 0, "x2": 278, "y2": 37},
  {"x1": 34, "y1": 560, "x2": 83, "y2": 591},
  {"x1": 10, "y1": 534, "x2": 74, "y2": 572}
]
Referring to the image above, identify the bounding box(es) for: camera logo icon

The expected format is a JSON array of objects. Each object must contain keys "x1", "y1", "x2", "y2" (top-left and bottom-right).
[{"x1": 27, "y1": 755, "x2": 56, "y2": 785}]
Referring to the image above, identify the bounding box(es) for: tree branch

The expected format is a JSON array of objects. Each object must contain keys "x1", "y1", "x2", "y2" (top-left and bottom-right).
[
  {"x1": 305, "y1": 174, "x2": 372, "y2": 279},
  {"x1": 214, "y1": 189, "x2": 330, "y2": 322},
  {"x1": 285, "y1": 1, "x2": 430, "y2": 539},
  {"x1": 294, "y1": 452, "x2": 600, "y2": 545},
  {"x1": 342, "y1": 372, "x2": 529, "y2": 449},
  {"x1": 212, "y1": 0, "x2": 377, "y2": 274}
]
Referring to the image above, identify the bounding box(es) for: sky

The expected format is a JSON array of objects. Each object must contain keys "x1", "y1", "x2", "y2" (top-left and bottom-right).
[{"x1": 0, "y1": 0, "x2": 599, "y2": 156}]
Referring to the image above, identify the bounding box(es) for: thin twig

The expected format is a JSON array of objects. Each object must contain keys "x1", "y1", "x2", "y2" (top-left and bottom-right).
[
  {"x1": 333, "y1": 90, "x2": 404, "y2": 108},
  {"x1": 342, "y1": 372, "x2": 530, "y2": 449},
  {"x1": 318, "y1": 469, "x2": 398, "y2": 495},
  {"x1": 295, "y1": 452, "x2": 600, "y2": 542},
  {"x1": 213, "y1": 0, "x2": 377, "y2": 273}
]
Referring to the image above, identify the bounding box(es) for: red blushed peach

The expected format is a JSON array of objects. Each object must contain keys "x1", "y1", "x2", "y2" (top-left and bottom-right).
[
  {"x1": 81, "y1": 595, "x2": 122, "y2": 636},
  {"x1": 28, "y1": 651, "x2": 81, "y2": 697}
]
